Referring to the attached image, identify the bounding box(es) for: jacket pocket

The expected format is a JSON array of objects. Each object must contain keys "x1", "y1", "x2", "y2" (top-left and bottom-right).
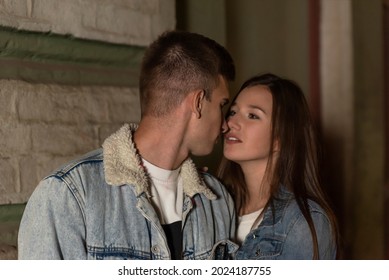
[
  {"x1": 210, "y1": 240, "x2": 239, "y2": 260},
  {"x1": 236, "y1": 235, "x2": 284, "y2": 260}
]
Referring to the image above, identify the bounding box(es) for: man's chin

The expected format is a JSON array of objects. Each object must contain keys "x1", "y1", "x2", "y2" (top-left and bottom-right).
[{"x1": 191, "y1": 147, "x2": 213, "y2": 157}]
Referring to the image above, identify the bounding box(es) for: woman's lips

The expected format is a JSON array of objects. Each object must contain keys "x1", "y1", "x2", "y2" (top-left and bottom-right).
[{"x1": 224, "y1": 134, "x2": 242, "y2": 144}]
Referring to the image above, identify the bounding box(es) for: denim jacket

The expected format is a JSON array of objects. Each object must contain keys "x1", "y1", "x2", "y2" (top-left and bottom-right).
[
  {"x1": 235, "y1": 188, "x2": 336, "y2": 260},
  {"x1": 18, "y1": 124, "x2": 237, "y2": 260}
]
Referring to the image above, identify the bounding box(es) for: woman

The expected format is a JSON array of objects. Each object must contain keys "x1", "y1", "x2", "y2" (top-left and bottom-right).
[{"x1": 217, "y1": 73, "x2": 339, "y2": 259}]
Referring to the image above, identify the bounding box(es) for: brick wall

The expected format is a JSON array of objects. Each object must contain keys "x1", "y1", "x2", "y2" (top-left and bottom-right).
[
  {"x1": 0, "y1": 80, "x2": 141, "y2": 204},
  {"x1": 0, "y1": 0, "x2": 175, "y2": 259},
  {"x1": 0, "y1": 0, "x2": 175, "y2": 46}
]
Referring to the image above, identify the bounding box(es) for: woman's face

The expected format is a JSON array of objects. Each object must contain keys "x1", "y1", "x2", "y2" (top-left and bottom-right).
[{"x1": 223, "y1": 85, "x2": 274, "y2": 166}]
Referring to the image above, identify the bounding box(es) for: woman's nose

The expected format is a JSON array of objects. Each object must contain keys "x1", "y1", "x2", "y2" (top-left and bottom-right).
[{"x1": 226, "y1": 116, "x2": 239, "y2": 131}]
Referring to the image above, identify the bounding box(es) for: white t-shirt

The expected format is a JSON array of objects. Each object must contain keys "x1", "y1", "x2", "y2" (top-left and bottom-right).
[
  {"x1": 236, "y1": 208, "x2": 264, "y2": 244},
  {"x1": 142, "y1": 158, "x2": 184, "y2": 259},
  {"x1": 142, "y1": 158, "x2": 183, "y2": 225}
]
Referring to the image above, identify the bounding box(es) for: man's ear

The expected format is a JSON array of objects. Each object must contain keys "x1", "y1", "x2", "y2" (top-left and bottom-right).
[{"x1": 192, "y1": 90, "x2": 205, "y2": 118}]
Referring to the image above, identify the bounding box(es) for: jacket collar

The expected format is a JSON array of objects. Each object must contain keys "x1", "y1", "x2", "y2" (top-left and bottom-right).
[{"x1": 102, "y1": 123, "x2": 216, "y2": 200}]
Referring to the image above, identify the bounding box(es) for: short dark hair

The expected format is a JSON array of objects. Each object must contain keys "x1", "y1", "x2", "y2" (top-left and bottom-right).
[{"x1": 139, "y1": 30, "x2": 235, "y2": 117}]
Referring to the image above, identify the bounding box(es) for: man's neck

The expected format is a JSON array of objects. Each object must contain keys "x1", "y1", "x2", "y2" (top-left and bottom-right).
[{"x1": 134, "y1": 116, "x2": 190, "y2": 170}]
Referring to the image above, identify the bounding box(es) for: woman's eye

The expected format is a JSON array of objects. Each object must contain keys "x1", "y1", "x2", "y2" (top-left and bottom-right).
[
  {"x1": 228, "y1": 110, "x2": 236, "y2": 117},
  {"x1": 248, "y1": 113, "x2": 259, "y2": 119}
]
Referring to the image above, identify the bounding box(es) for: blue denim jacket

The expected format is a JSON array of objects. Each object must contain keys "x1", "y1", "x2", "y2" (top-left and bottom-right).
[
  {"x1": 18, "y1": 124, "x2": 237, "y2": 260},
  {"x1": 235, "y1": 188, "x2": 336, "y2": 260}
]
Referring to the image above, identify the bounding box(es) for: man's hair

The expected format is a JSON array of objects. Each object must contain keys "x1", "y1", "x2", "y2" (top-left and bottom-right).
[{"x1": 139, "y1": 30, "x2": 235, "y2": 117}]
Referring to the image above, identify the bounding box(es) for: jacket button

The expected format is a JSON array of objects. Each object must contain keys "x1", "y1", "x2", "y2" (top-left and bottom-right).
[{"x1": 151, "y1": 245, "x2": 160, "y2": 253}]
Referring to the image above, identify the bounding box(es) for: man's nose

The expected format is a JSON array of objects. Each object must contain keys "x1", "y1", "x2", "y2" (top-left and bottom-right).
[
  {"x1": 226, "y1": 116, "x2": 239, "y2": 131},
  {"x1": 221, "y1": 119, "x2": 229, "y2": 134}
]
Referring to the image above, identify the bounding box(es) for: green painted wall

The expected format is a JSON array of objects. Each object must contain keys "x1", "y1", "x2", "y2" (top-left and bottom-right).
[
  {"x1": 0, "y1": 26, "x2": 145, "y2": 86},
  {"x1": 0, "y1": 204, "x2": 25, "y2": 249}
]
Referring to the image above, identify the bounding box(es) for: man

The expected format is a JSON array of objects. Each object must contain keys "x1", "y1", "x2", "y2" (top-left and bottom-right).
[{"x1": 18, "y1": 30, "x2": 237, "y2": 259}]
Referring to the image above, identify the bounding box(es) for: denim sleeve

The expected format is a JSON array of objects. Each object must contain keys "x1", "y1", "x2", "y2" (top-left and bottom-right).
[
  {"x1": 18, "y1": 177, "x2": 86, "y2": 259},
  {"x1": 282, "y1": 211, "x2": 336, "y2": 260}
]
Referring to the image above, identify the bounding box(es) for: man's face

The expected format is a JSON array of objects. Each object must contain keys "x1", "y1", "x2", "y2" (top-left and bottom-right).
[{"x1": 190, "y1": 76, "x2": 230, "y2": 156}]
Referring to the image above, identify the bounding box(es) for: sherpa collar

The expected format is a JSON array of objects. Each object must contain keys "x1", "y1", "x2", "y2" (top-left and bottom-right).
[{"x1": 102, "y1": 123, "x2": 216, "y2": 200}]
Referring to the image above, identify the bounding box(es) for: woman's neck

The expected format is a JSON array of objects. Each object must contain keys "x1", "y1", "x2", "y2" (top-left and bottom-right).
[{"x1": 240, "y1": 161, "x2": 271, "y2": 215}]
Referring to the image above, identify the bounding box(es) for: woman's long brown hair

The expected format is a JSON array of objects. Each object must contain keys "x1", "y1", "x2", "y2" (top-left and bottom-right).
[{"x1": 217, "y1": 73, "x2": 339, "y2": 259}]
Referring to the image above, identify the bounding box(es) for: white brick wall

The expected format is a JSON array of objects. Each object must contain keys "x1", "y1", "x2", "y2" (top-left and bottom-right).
[
  {"x1": 0, "y1": 0, "x2": 175, "y2": 46},
  {"x1": 0, "y1": 80, "x2": 141, "y2": 204},
  {"x1": 0, "y1": 0, "x2": 175, "y2": 205}
]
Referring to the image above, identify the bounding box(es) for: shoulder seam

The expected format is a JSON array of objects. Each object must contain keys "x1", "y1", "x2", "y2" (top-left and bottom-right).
[{"x1": 47, "y1": 149, "x2": 103, "y2": 179}]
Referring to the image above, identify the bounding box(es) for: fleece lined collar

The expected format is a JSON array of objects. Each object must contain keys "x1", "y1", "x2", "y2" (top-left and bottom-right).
[{"x1": 102, "y1": 123, "x2": 216, "y2": 200}]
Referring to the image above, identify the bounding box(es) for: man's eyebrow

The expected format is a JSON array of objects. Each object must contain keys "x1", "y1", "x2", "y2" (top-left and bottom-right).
[{"x1": 221, "y1": 98, "x2": 230, "y2": 105}]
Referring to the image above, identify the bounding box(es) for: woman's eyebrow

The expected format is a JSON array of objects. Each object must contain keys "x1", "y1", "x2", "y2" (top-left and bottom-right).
[{"x1": 248, "y1": 104, "x2": 267, "y2": 114}]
